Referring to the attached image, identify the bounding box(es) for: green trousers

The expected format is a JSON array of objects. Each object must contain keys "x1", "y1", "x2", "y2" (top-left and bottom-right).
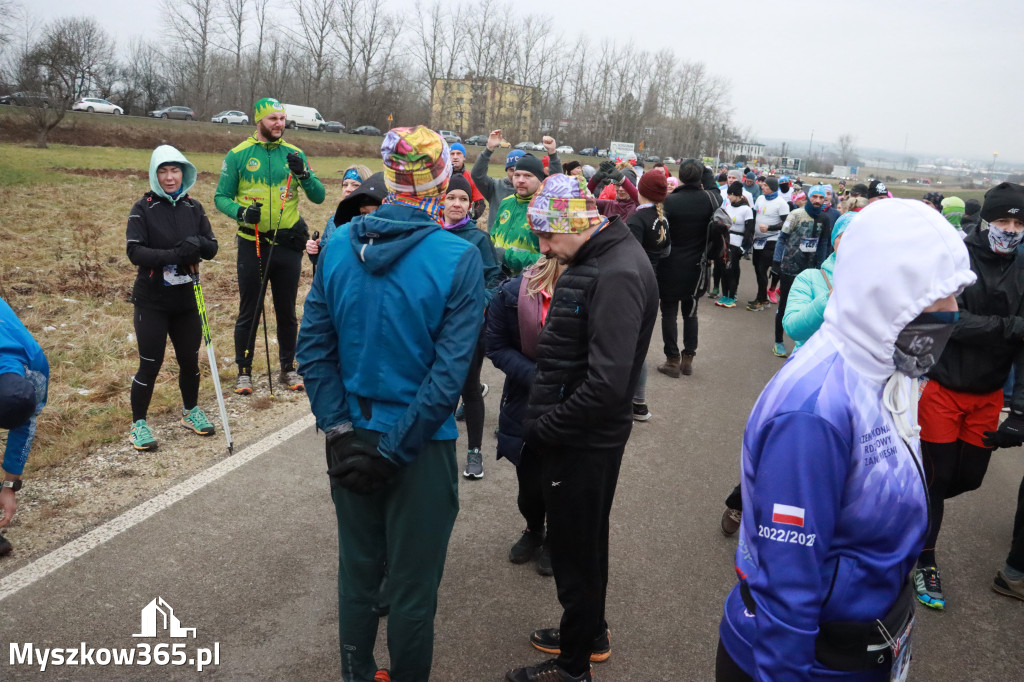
[{"x1": 331, "y1": 430, "x2": 459, "y2": 682}]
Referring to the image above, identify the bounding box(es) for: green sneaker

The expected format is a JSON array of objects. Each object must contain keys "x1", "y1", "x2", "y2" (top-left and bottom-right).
[
  {"x1": 181, "y1": 406, "x2": 215, "y2": 436},
  {"x1": 130, "y1": 419, "x2": 158, "y2": 451}
]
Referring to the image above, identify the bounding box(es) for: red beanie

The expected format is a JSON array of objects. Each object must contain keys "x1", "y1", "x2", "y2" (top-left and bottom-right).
[{"x1": 638, "y1": 171, "x2": 668, "y2": 203}]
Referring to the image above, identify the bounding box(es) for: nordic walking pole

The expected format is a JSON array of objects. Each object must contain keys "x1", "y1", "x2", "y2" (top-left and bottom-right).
[
  {"x1": 191, "y1": 268, "x2": 233, "y2": 455},
  {"x1": 242, "y1": 198, "x2": 275, "y2": 396}
]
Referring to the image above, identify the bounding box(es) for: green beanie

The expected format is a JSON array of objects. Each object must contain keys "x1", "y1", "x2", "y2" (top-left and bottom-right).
[
  {"x1": 254, "y1": 97, "x2": 285, "y2": 123},
  {"x1": 941, "y1": 196, "x2": 965, "y2": 228}
]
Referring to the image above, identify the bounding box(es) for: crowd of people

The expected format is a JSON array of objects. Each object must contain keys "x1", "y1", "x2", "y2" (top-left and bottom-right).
[{"x1": 2, "y1": 98, "x2": 1024, "y2": 682}]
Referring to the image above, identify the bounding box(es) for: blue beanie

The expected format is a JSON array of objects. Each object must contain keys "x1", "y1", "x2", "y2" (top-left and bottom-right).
[
  {"x1": 809, "y1": 184, "x2": 827, "y2": 198},
  {"x1": 832, "y1": 211, "x2": 856, "y2": 247},
  {"x1": 450, "y1": 142, "x2": 466, "y2": 155},
  {"x1": 505, "y1": 149, "x2": 526, "y2": 170}
]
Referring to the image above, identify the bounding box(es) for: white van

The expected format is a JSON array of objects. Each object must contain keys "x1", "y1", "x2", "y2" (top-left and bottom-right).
[{"x1": 282, "y1": 103, "x2": 326, "y2": 131}]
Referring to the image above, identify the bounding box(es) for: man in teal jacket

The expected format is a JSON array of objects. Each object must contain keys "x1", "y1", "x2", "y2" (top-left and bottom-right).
[{"x1": 296, "y1": 126, "x2": 483, "y2": 682}]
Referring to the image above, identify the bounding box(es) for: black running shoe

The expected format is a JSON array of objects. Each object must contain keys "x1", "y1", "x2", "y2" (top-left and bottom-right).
[
  {"x1": 509, "y1": 529, "x2": 544, "y2": 564},
  {"x1": 530, "y1": 628, "x2": 611, "y2": 663},
  {"x1": 0, "y1": 533, "x2": 12, "y2": 557},
  {"x1": 505, "y1": 659, "x2": 592, "y2": 682}
]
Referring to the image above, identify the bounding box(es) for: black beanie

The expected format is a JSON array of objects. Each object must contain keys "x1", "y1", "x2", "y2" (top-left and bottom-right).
[
  {"x1": 562, "y1": 160, "x2": 581, "y2": 175},
  {"x1": 514, "y1": 154, "x2": 546, "y2": 182},
  {"x1": 727, "y1": 181, "x2": 744, "y2": 197},
  {"x1": 716, "y1": 172, "x2": 728, "y2": 184},
  {"x1": 981, "y1": 182, "x2": 1024, "y2": 223},
  {"x1": 964, "y1": 198, "x2": 981, "y2": 216},
  {"x1": 764, "y1": 177, "x2": 779, "y2": 192},
  {"x1": 446, "y1": 173, "x2": 472, "y2": 198}
]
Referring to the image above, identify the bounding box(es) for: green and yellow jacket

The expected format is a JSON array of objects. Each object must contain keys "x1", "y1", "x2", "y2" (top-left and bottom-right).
[
  {"x1": 214, "y1": 133, "x2": 325, "y2": 241},
  {"x1": 491, "y1": 192, "x2": 540, "y2": 275}
]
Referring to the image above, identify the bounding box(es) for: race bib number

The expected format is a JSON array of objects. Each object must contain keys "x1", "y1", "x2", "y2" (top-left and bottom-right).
[
  {"x1": 753, "y1": 236, "x2": 768, "y2": 249},
  {"x1": 799, "y1": 237, "x2": 819, "y2": 253},
  {"x1": 163, "y1": 265, "x2": 192, "y2": 286}
]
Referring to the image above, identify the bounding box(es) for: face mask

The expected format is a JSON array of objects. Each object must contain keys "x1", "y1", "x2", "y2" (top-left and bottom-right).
[
  {"x1": 987, "y1": 222, "x2": 1024, "y2": 254},
  {"x1": 892, "y1": 311, "x2": 958, "y2": 378},
  {"x1": 780, "y1": 183, "x2": 790, "y2": 192}
]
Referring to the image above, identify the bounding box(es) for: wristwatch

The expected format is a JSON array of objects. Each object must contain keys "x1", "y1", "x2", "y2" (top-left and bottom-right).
[{"x1": 1, "y1": 480, "x2": 23, "y2": 492}]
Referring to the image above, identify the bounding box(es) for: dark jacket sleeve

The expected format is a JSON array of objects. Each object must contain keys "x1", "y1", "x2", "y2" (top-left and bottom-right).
[
  {"x1": 471, "y1": 149, "x2": 497, "y2": 200},
  {"x1": 126, "y1": 199, "x2": 175, "y2": 268},
  {"x1": 533, "y1": 268, "x2": 648, "y2": 445},
  {"x1": 484, "y1": 281, "x2": 536, "y2": 387},
  {"x1": 468, "y1": 228, "x2": 502, "y2": 308},
  {"x1": 547, "y1": 152, "x2": 563, "y2": 176},
  {"x1": 623, "y1": 177, "x2": 639, "y2": 204},
  {"x1": 194, "y1": 199, "x2": 219, "y2": 260}
]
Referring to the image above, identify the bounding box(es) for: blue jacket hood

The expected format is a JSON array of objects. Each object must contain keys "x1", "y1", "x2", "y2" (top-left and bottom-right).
[{"x1": 348, "y1": 203, "x2": 441, "y2": 274}]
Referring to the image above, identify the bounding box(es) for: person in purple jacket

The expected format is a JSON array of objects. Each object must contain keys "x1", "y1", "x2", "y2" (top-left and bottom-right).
[{"x1": 716, "y1": 199, "x2": 976, "y2": 681}]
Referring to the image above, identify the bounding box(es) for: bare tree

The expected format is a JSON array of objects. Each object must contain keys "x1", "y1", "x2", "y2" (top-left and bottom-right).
[
  {"x1": 220, "y1": 0, "x2": 248, "y2": 107},
  {"x1": 117, "y1": 38, "x2": 171, "y2": 115},
  {"x1": 162, "y1": 0, "x2": 218, "y2": 115},
  {"x1": 837, "y1": 133, "x2": 857, "y2": 165},
  {"x1": 289, "y1": 0, "x2": 336, "y2": 110}
]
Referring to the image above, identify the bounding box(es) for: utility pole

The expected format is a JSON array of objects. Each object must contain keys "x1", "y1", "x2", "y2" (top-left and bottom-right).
[{"x1": 807, "y1": 129, "x2": 814, "y2": 158}]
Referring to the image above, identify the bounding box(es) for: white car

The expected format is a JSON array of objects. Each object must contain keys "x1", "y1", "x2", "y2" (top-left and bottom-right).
[
  {"x1": 72, "y1": 98, "x2": 123, "y2": 115},
  {"x1": 556, "y1": 145, "x2": 574, "y2": 155},
  {"x1": 212, "y1": 110, "x2": 250, "y2": 125}
]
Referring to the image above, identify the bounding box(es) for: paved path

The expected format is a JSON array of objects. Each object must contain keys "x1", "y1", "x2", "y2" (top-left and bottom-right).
[{"x1": 2, "y1": 278, "x2": 1023, "y2": 680}]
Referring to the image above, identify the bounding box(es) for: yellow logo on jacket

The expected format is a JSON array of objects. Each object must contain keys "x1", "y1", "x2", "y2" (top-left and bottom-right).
[
  {"x1": 246, "y1": 158, "x2": 260, "y2": 172},
  {"x1": 500, "y1": 209, "x2": 511, "y2": 224}
]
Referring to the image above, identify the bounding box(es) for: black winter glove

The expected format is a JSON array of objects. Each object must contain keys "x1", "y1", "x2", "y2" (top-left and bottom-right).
[
  {"x1": 610, "y1": 170, "x2": 625, "y2": 184},
  {"x1": 325, "y1": 427, "x2": 399, "y2": 494},
  {"x1": 982, "y1": 411, "x2": 1024, "y2": 449},
  {"x1": 470, "y1": 199, "x2": 486, "y2": 221},
  {"x1": 198, "y1": 235, "x2": 218, "y2": 260},
  {"x1": 599, "y1": 160, "x2": 615, "y2": 175},
  {"x1": 174, "y1": 235, "x2": 201, "y2": 266},
  {"x1": 238, "y1": 202, "x2": 262, "y2": 225},
  {"x1": 287, "y1": 152, "x2": 310, "y2": 180}
]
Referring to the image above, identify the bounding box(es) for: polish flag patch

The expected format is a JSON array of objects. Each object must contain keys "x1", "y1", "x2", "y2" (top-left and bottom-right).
[{"x1": 772, "y1": 504, "x2": 805, "y2": 527}]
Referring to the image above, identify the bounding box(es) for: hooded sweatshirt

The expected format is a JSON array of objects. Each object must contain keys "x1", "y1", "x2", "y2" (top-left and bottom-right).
[
  {"x1": 720, "y1": 200, "x2": 975, "y2": 681},
  {"x1": 296, "y1": 202, "x2": 485, "y2": 466},
  {"x1": 126, "y1": 145, "x2": 218, "y2": 305}
]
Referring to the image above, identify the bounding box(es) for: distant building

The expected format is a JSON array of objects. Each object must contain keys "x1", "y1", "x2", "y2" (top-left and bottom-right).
[
  {"x1": 723, "y1": 140, "x2": 765, "y2": 161},
  {"x1": 430, "y1": 78, "x2": 539, "y2": 140}
]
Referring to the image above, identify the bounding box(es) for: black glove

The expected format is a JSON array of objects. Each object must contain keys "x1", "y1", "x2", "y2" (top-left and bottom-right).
[
  {"x1": 599, "y1": 160, "x2": 615, "y2": 175},
  {"x1": 982, "y1": 411, "x2": 1024, "y2": 449},
  {"x1": 238, "y1": 202, "x2": 262, "y2": 225},
  {"x1": 287, "y1": 152, "x2": 310, "y2": 180},
  {"x1": 174, "y1": 235, "x2": 201, "y2": 266},
  {"x1": 325, "y1": 428, "x2": 399, "y2": 494},
  {"x1": 610, "y1": 170, "x2": 625, "y2": 184},
  {"x1": 470, "y1": 199, "x2": 486, "y2": 221}
]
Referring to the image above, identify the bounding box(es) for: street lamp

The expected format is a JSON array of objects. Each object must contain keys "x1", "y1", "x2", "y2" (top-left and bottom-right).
[{"x1": 991, "y1": 151, "x2": 999, "y2": 173}]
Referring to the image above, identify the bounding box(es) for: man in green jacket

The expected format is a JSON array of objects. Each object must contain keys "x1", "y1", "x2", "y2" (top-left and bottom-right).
[
  {"x1": 215, "y1": 97, "x2": 325, "y2": 395},
  {"x1": 490, "y1": 152, "x2": 564, "y2": 275}
]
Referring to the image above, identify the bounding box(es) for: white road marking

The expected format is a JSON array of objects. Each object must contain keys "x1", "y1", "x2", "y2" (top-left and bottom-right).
[{"x1": 0, "y1": 414, "x2": 316, "y2": 602}]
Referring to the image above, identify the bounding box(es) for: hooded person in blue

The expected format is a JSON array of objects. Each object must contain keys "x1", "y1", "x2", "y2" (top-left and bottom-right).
[
  {"x1": 125, "y1": 145, "x2": 219, "y2": 451},
  {"x1": 717, "y1": 199, "x2": 976, "y2": 681},
  {"x1": 296, "y1": 125, "x2": 484, "y2": 682},
  {"x1": 0, "y1": 297, "x2": 49, "y2": 557}
]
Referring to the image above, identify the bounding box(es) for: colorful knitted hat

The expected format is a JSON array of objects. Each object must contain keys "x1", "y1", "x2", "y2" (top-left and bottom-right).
[
  {"x1": 254, "y1": 97, "x2": 285, "y2": 123},
  {"x1": 527, "y1": 174, "x2": 601, "y2": 234},
  {"x1": 380, "y1": 126, "x2": 452, "y2": 197}
]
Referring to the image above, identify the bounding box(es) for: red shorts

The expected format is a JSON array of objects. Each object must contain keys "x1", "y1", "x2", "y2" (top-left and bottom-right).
[{"x1": 918, "y1": 379, "x2": 1003, "y2": 447}]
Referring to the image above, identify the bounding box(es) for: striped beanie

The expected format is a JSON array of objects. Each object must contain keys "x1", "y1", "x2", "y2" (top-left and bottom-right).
[{"x1": 527, "y1": 174, "x2": 601, "y2": 234}]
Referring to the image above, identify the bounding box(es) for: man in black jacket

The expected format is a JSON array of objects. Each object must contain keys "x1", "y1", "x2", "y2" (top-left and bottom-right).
[
  {"x1": 914, "y1": 182, "x2": 1024, "y2": 611},
  {"x1": 505, "y1": 175, "x2": 658, "y2": 682}
]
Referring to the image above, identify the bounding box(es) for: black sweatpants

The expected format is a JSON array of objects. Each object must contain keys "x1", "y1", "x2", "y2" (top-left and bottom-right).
[
  {"x1": 517, "y1": 448, "x2": 546, "y2": 533},
  {"x1": 723, "y1": 245, "x2": 743, "y2": 300},
  {"x1": 131, "y1": 303, "x2": 202, "y2": 422},
  {"x1": 774, "y1": 274, "x2": 796, "y2": 343},
  {"x1": 234, "y1": 237, "x2": 302, "y2": 370},
  {"x1": 1007, "y1": 472, "x2": 1024, "y2": 572},
  {"x1": 919, "y1": 439, "x2": 992, "y2": 564},
  {"x1": 752, "y1": 247, "x2": 772, "y2": 303},
  {"x1": 660, "y1": 297, "x2": 699, "y2": 358},
  {"x1": 543, "y1": 445, "x2": 624, "y2": 677},
  {"x1": 460, "y1": 331, "x2": 486, "y2": 451}
]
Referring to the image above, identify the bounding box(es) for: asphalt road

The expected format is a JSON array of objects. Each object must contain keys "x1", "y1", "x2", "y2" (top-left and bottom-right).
[{"x1": 2, "y1": 274, "x2": 1024, "y2": 681}]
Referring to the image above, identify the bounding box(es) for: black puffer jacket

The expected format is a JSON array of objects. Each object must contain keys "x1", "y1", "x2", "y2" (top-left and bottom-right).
[
  {"x1": 928, "y1": 225, "x2": 1024, "y2": 405},
  {"x1": 656, "y1": 184, "x2": 722, "y2": 300},
  {"x1": 524, "y1": 219, "x2": 659, "y2": 450}
]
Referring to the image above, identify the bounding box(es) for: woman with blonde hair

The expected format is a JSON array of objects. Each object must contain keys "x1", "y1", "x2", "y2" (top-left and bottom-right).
[{"x1": 485, "y1": 255, "x2": 565, "y2": 576}]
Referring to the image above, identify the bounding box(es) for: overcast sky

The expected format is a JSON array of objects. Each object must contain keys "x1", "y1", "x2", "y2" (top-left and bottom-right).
[{"x1": 22, "y1": 0, "x2": 1024, "y2": 164}]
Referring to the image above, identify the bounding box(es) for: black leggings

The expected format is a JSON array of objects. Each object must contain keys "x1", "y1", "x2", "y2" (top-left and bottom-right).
[
  {"x1": 920, "y1": 439, "x2": 992, "y2": 563},
  {"x1": 774, "y1": 274, "x2": 796, "y2": 343},
  {"x1": 460, "y1": 331, "x2": 486, "y2": 451},
  {"x1": 234, "y1": 237, "x2": 302, "y2": 370},
  {"x1": 131, "y1": 304, "x2": 202, "y2": 422},
  {"x1": 712, "y1": 255, "x2": 726, "y2": 290},
  {"x1": 752, "y1": 248, "x2": 772, "y2": 303},
  {"x1": 724, "y1": 245, "x2": 743, "y2": 299}
]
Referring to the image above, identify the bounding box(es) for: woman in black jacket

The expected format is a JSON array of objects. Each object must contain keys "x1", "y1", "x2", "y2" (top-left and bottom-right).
[
  {"x1": 125, "y1": 145, "x2": 218, "y2": 451},
  {"x1": 656, "y1": 159, "x2": 723, "y2": 377}
]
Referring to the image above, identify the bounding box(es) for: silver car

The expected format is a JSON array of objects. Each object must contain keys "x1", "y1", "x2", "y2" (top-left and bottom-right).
[{"x1": 212, "y1": 110, "x2": 250, "y2": 125}]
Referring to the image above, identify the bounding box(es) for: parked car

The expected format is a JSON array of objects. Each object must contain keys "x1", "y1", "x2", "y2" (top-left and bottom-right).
[
  {"x1": 5, "y1": 91, "x2": 50, "y2": 107},
  {"x1": 282, "y1": 103, "x2": 326, "y2": 130},
  {"x1": 352, "y1": 125, "x2": 382, "y2": 136},
  {"x1": 555, "y1": 145, "x2": 574, "y2": 155},
  {"x1": 645, "y1": 155, "x2": 661, "y2": 164},
  {"x1": 465, "y1": 134, "x2": 487, "y2": 146},
  {"x1": 579, "y1": 147, "x2": 598, "y2": 156},
  {"x1": 148, "y1": 106, "x2": 195, "y2": 120},
  {"x1": 597, "y1": 148, "x2": 608, "y2": 157},
  {"x1": 211, "y1": 110, "x2": 249, "y2": 124},
  {"x1": 664, "y1": 156, "x2": 678, "y2": 165},
  {"x1": 72, "y1": 97, "x2": 123, "y2": 115},
  {"x1": 324, "y1": 121, "x2": 345, "y2": 133},
  {"x1": 514, "y1": 141, "x2": 536, "y2": 150},
  {"x1": 437, "y1": 129, "x2": 462, "y2": 144}
]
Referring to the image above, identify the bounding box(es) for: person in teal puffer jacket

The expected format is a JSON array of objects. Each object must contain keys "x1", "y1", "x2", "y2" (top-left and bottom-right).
[{"x1": 782, "y1": 211, "x2": 855, "y2": 349}]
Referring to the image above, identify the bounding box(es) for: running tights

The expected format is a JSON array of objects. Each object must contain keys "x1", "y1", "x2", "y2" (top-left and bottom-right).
[{"x1": 131, "y1": 304, "x2": 201, "y2": 421}]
